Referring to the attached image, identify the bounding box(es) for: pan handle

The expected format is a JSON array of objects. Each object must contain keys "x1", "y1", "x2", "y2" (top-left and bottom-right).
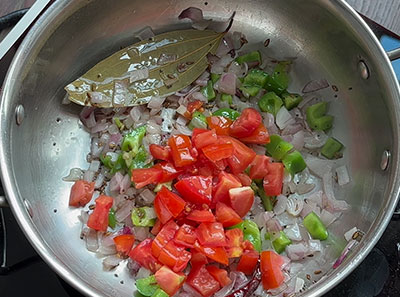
[
  {"x1": 388, "y1": 47, "x2": 400, "y2": 61},
  {"x1": 0, "y1": 196, "x2": 8, "y2": 208}
]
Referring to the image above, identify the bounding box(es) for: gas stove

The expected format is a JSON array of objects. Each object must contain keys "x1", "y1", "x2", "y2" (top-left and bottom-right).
[{"x1": 0, "y1": 11, "x2": 400, "y2": 297}]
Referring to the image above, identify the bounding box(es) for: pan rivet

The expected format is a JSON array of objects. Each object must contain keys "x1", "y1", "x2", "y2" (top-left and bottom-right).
[
  {"x1": 380, "y1": 150, "x2": 390, "y2": 171},
  {"x1": 15, "y1": 104, "x2": 24, "y2": 125},
  {"x1": 358, "y1": 60, "x2": 369, "y2": 79},
  {"x1": 23, "y1": 199, "x2": 33, "y2": 218}
]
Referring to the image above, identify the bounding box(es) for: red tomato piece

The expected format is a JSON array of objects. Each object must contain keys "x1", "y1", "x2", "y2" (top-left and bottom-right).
[
  {"x1": 190, "y1": 250, "x2": 209, "y2": 268},
  {"x1": 155, "y1": 266, "x2": 186, "y2": 296},
  {"x1": 174, "y1": 224, "x2": 197, "y2": 248},
  {"x1": 154, "y1": 194, "x2": 173, "y2": 224},
  {"x1": 263, "y1": 162, "x2": 284, "y2": 196},
  {"x1": 149, "y1": 144, "x2": 171, "y2": 161},
  {"x1": 237, "y1": 249, "x2": 259, "y2": 275},
  {"x1": 261, "y1": 250, "x2": 285, "y2": 290},
  {"x1": 225, "y1": 228, "x2": 244, "y2": 258},
  {"x1": 187, "y1": 100, "x2": 204, "y2": 114},
  {"x1": 187, "y1": 265, "x2": 221, "y2": 297},
  {"x1": 113, "y1": 234, "x2": 135, "y2": 255},
  {"x1": 153, "y1": 162, "x2": 182, "y2": 183},
  {"x1": 202, "y1": 143, "x2": 234, "y2": 162},
  {"x1": 241, "y1": 240, "x2": 255, "y2": 251},
  {"x1": 129, "y1": 238, "x2": 161, "y2": 273},
  {"x1": 152, "y1": 221, "x2": 179, "y2": 257},
  {"x1": 236, "y1": 173, "x2": 252, "y2": 186},
  {"x1": 175, "y1": 176, "x2": 213, "y2": 205},
  {"x1": 206, "y1": 116, "x2": 232, "y2": 136},
  {"x1": 196, "y1": 222, "x2": 226, "y2": 247},
  {"x1": 239, "y1": 123, "x2": 270, "y2": 144},
  {"x1": 168, "y1": 134, "x2": 196, "y2": 167},
  {"x1": 192, "y1": 128, "x2": 218, "y2": 149},
  {"x1": 218, "y1": 136, "x2": 257, "y2": 174},
  {"x1": 194, "y1": 241, "x2": 229, "y2": 265},
  {"x1": 249, "y1": 155, "x2": 270, "y2": 180},
  {"x1": 156, "y1": 187, "x2": 186, "y2": 218},
  {"x1": 131, "y1": 167, "x2": 162, "y2": 189},
  {"x1": 187, "y1": 210, "x2": 216, "y2": 223},
  {"x1": 158, "y1": 240, "x2": 192, "y2": 272},
  {"x1": 69, "y1": 180, "x2": 95, "y2": 207},
  {"x1": 206, "y1": 265, "x2": 232, "y2": 287},
  {"x1": 87, "y1": 195, "x2": 113, "y2": 232},
  {"x1": 215, "y1": 202, "x2": 242, "y2": 228},
  {"x1": 213, "y1": 171, "x2": 242, "y2": 205},
  {"x1": 229, "y1": 108, "x2": 262, "y2": 138},
  {"x1": 229, "y1": 186, "x2": 255, "y2": 218},
  {"x1": 151, "y1": 219, "x2": 163, "y2": 236}
]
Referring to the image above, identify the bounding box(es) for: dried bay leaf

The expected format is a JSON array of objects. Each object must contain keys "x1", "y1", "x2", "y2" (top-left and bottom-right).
[{"x1": 65, "y1": 29, "x2": 224, "y2": 108}]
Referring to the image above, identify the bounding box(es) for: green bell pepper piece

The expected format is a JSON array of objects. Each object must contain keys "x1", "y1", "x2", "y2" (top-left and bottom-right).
[
  {"x1": 136, "y1": 275, "x2": 160, "y2": 296},
  {"x1": 121, "y1": 125, "x2": 147, "y2": 153},
  {"x1": 235, "y1": 50, "x2": 262, "y2": 65},
  {"x1": 131, "y1": 207, "x2": 156, "y2": 227},
  {"x1": 264, "y1": 63, "x2": 290, "y2": 95},
  {"x1": 154, "y1": 182, "x2": 173, "y2": 192},
  {"x1": 212, "y1": 108, "x2": 240, "y2": 121},
  {"x1": 201, "y1": 80, "x2": 216, "y2": 101},
  {"x1": 230, "y1": 220, "x2": 262, "y2": 252},
  {"x1": 265, "y1": 135, "x2": 294, "y2": 160},
  {"x1": 282, "y1": 92, "x2": 303, "y2": 110},
  {"x1": 100, "y1": 154, "x2": 113, "y2": 169},
  {"x1": 306, "y1": 102, "x2": 334, "y2": 131},
  {"x1": 240, "y1": 84, "x2": 261, "y2": 98},
  {"x1": 108, "y1": 208, "x2": 117, "y2": 229},
  {"x1": 321, "y1": 137, "x2": 343, "y2": 159},
  {"x1": 188, "y1": 111, "x2": 208, "y2": 130},
  {"x1": 211, "y1": 73, "x2": 221, "y2": 85},
  {"x1": 258, "y1": 92, "x2": 283, "y2": 116},
  {"x1": 221, "y1": 93, "x2": 233, "y2": 105},
  {"x1": 243, "y1": 69, "x2": 270, "y2": 87},
  {"x1": 272, "y1": 231, "x2": 292, "y2": 254},
  {"x1": 151, "y1": 288, "x2": 169, "y2": 297},
  {"x1": 303, "y1": 211, "x2": 328, "y2": 240},
  {"x1": 114, "y1": 117, "x2": 124, "y2": 130},
  {"x1": 111, "y1": 153, "x2": 127, "y2": 174},
  {"x1": 282, "y1": 150, "x2": 306, "y2": 175},
  {"x1": 128, "y1": 146, "x2": 149, "y2": 170}
]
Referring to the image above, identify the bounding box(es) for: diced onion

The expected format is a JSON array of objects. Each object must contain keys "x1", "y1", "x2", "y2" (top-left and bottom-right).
[
  {"x1": 336, "y1": 165, "x2": 350, "y2": 186},
  {"x1": 63, "y1": 168, "x2": 83, "y2": 182}
]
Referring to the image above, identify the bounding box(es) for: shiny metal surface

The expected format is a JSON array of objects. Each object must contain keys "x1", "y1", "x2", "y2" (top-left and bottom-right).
[{"x1": 0, "y1": 0, "x2": 400, "y2": 296}]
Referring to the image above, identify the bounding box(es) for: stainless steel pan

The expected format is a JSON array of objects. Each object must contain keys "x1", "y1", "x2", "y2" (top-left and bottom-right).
[{"x1": 1, "y1": 0, "x2": 400, "y2": 296}]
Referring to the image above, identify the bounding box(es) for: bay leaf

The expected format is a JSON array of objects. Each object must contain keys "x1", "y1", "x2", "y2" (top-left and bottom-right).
[{"x1": 65, "y1": 29, "x2": 224, "y2": 108}]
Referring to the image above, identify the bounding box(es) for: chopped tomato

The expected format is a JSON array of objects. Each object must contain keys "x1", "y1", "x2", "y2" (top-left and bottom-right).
[
  {"x1": 237, "y1": 249, "x2": 259, "y2": 275},
  {"x1": 215, "y1": 202, "x2": 242, "y2": 227},
  {"x1": 149, "y1": 144, "x2": 171, "y2": 161},
  {"x1": 174, "y1": 224, "x2": 197, "y2": 248},
  {"x1": 187, "y1": 100, "x2": 204, "y2": 114},
  {"x1": 195, "y1": 152, "x2": 225, "y2": 177},
  {"x1": 154, "y1": 195, "x2": 173, "y2": 224},
  {"x1": 213, "y1": 171, "x2": 242, "y2": 205},
  {"x1": 151, "y1": 219, "x2": 163, "y2": 235},
  {"x1": 194, "y1": 241, "x2": 229, "y2": 265},
  {"x1": 187, "y1": 265, "x2": 221, "y2": 297},
  {"x1": 219, "y1": 136, "x2": 257, "y2": 174},
  {"x1": 249, "y1": 155, "x2": 270, "y2": 179},
  {"x1": 155, "y1": 266, "x2": 186, "y2": 296},
  {"x1": 192, "y1": 129, "x2": 218, "y2": 149},
  {"x1": 153, "y1": 162, "x2": 182, "y2": 183},
  {"x1": 206, "y1": 116, "x2": 232, "y2": 135},
  {"x1": 154, "y1": 187, "x2": 186, "y2": 222},
  {"x1": 168, "y1": 134, "x2": 197, "y2": 167},
  {"x1": 261, "y1": 250, "x2": 285, "y2": 290},
  {"x1": 87, "y1": 195, "x2": 113, "y2": 232},
  {"x1": 263, "y1": 162, "x2": 284, "y2": 196},
  {"x1": 229, "y1": 186, "x2": 255, "y2": 218},
  {"x1": 229, "y1": 108, "x2": 262, "y2": 138},
  {"x1": 202, "y1": 143, "x2": 234, "y2": 162},
  {"x1": 158, "y1": 240, "x2": 192, "y2": 272},
  {"x1": 69, "y1": 180, "x2": 95, "y2": 207},
  {"x1": 187, "y1": 210, "x2": 216, "y2": 223},
  {"x1": 129, "y1": 238, "x2": 161, "y2": 273},
  {"x1": 152, "y1": 221, "x2": 179, "y2": 257},
  {"x1": 131, "y1": 167, "x2": 162, "y2": 189},
  {"x1": 206, "y1": 265, "x2": 232, "y2": 287},
  {"x1": 196, "y1": 222, "x2": 226, "y2": 247},
  {"x1": 190, "y1": 250, "x2": 208, "y2": 268},
  {"x1": 241, "y1": 240, "x2": 255, "y2": 251},
  {"x1": 175, "y1": 176, "x2": 213, "y2": 205},
  {"x1": 239, "y1": 123, "x2": 270, "y2": 144},
  {"x1": 236, "y1": 173, "x2": 252, "y2": 186},
  {"x1": 113, "y1": 234, "x2": 135, "y2": 255},
  {"x1": 225, "y1": 228, "x2": 244, "y2": 258}
]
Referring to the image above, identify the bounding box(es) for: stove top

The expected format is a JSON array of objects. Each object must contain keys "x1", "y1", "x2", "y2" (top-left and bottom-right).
[{"x1": 1, "y1": 11, "x2": 400, "y2": 297}]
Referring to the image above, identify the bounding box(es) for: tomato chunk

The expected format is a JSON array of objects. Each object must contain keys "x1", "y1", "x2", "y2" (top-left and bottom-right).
[
  {"x1": 194, "y1": 241, "x2": 229, "y2": 265},
  {"x1": 113, "y1": 234, "x2": 135, "y2": 255},
  {"x1": 249, "y1": 155, "x2": 270, "y2": 179},
  {"x1": 202, "y1": 143, "x2": 234, "y2": 162},
  {"x1": 153, "y1": 162, "x2": 182, "y2": 183},
  {"x1": 152, "y1": 221, "x2": 179, "y2": 257},
  {"x1": 175, "y1": 176, "x2": 213, "y2": 205},
  {"x1": 263, "y1": 162, "x2": 284, "y2": 196},
  {"x1": 87, "y1": 195, "x2": 113, "y2": 232},
  {"x1": 149, "y1": 144, "x2": 171, "y2": 161},
  {"x1": 206, "y1": 116, "x2": 232, "y2": 135},
  {"x1": 129, "y1": 238, "x2": 161, "y2": 273},
  {"x1": 215, "y1": 202, "x2": 242, "y2": 227},
  {"x1": 239, "y1": 123, "x2": 270, "y2": 144},
  {"x1": 155, "y1": 266, "x2": 186, "y2": 296},
  {"x1": 151, "y1": 219, "x2": 163, "y2": 236},
  {"x1": 187, "y1": 265, "x2": 221, "y2": 297},
  {"x1": 236, "y1": 173, "x2": 252, "y2": 186},
  {"x1": 229, "y1": 108, "x2": 262, "y2": 138},
  {"x1": 192, "y1": 129, "x2": 218, "y2": 149},
  {"x1": 237, "y1": 249, "x2": 259, "y2": 275},
  {"x1": 168, "y1": 134, "x2": 196, "y2": 167},
  {"x1": 131, "y1": 167, "x2": 162, "y2": 189},
  {"x1": 174, "y1": 224, "x2": 197, "y2": 248},
  {"x1": 261, "y1": 250, "x2": 285, "y2": 290},
  {"x1": 213, "y1": 171, "x2": 242, "y2": 205},
  {"x1": 206, "y1": 265, "x2": 232, "y2": 287},
  {"x1": 219, "y1": 136, "x2": 256, "y2": 174},
  {"x1": 154, "y1": 187, "x2": 185, "y2": 223},
  {"x1": 187, "y1": 100, "x2": 204, "y2": 114},
  {"x1": 196, "y1": 222, "x2": 226, "y2": 247},
  {"x1": 69, "y1": 180, "x2": 94, "y2": 207},
  {"x1": 229, "y1": 186, "x2": 255, "y2": 218},
  {"x1": 187, "y1": 210, "x2": 216, "y2": 223},
  {"x1": 158, "y1": 240, "x2": 192, "y2": 272},
  {"x1": 190, "y1": 250, "x2": 209, "y2": 268},
  {"x1": 225, "y1": 228, "x2": 244, "y2": 258}
]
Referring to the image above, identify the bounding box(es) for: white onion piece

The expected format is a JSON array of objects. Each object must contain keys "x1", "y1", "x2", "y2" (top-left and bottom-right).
[
  {"x1": 147, "y1": 96, "x2": 165, "y2": 109},
  {"x1": 130, "y1": 107, "x2": 142, "y2": 122},
  {"x1": 89, "y1": 160, "x2": 100, "y2": 172},
  {"x1": 161, "y1": 108, "x2": 175, "y2": 133},
  {"x1": 254, "y1": 211, "x2": 274, "y2": 228},
  {"x1": 295, "y1": 278, "x2": 305, "y2": 293},
  {"x1": 305, "y1": 154, "x2": 334, "y2": 178},
  {"x1": 107, "y1": 123, "x2": 119, "y2": 135},
  {"x1": 300, "y1": 200, "x2": 319, "y2": 218},
  {"x1": 85, "y1": 228, "x2": 99, "y2": 252},
  {"x1": 304, "y1": 131, "x2": 329, "y2": 149},
  {"x1": 115, "y1": 200, "x2": 134, "y2": 222},
  {"x1": 296, "y1": 183, "x2": 315, "y2": 195},
  {"x1": 63, "y1": 168, "x2": 83, "y2": 181},
  {"x1": 129, "y1": 68, "x2": 149, "y2": 83},
  {"x1": 91, "y1": 121, "x2": 109, "y2": 134},
  {"x1": 79, "y1": 210, "x2": 89, "y2": 225},
  {"x1": 228, "y1": 61, "x2": 248, "y2": 78},
  {"x1": 286, "y1": 196, "x2": 304, "y2": 216},
  {"x1": 176, "y1": 105, "x2": 188, "y2": 116},
  {"x1": 336, "y1": 165, "x2": 350, "y2": 186},
  {"x1": 322, "y1": 172, "x2": 349, "y2": 212},
  {"x1": 146, "y1": 133, "x2": 161, "y2": 145},
  {"x1": 176, "y1": 115, "x2": 188, "y2": 126},
  {"x1": 319, "y1": 209, "x2": 339, "y2": 227},
  {"x1": 232, "y1": 271, "x2": 249, "y2": 290},
  {"x1": 182, "y1": 283, "x2": 203, "y2": 297},
  {"x1": 249, "y1": 144, "x2": 266, "y2": 155},
  {"x1": 135, "y1": 26, "x2": 155, "y2": 41},
  {"x1": 214, "y1": 272, "x2": 236, "y2": 297},
  {"x1": 344, "y1": 227, "x2": 358, "y2": 241},
  {"x1": 263, "y1": 112, "x2": 279, "y2": 135},
  {"x1": 138, "y1": 189, "x2": 156, "y2": 205},
  {"x1": 178, "y1": 7, "x2": 203, "y2": 22},
  {"x1": 285, "y1": 223, "x2": 302, "y2": 241},
  {"x1": 274, "y1": 195, "x2": 287, "y2": 215},
  {"x1": 109, "y1": 172, "x2": 124, "y2": 193},
  {"x1": 276, "y1": 107, "x2": 295, "y2": 130},
  {"x1": 276, "y1": 212, "x2": 297, "y2": 226},
  {"x1": 307, "y1": 191, "x2": 323, "y2": 207},
  {"x1": 302, "y1": 79, "x2": 329, "y2": 93},
  {"x1": 266, "y1": 218, "x2": 282, "y2": 233},
  {"x1": 120, "y1": 174, "x2": 131, "y2": 194},
  {"x1": 82, "y1": 110, "x2": 97, "y2": 128},
  {"x1": 195, "y1": 71, "x2": 210, "y2": 86},
  {"x1": 94, "y1": 172, "x2": 105, "y2": 189},
  {"x1": 176, "y1": 123, "x2": 193, "y2": 136},
  {"x1": 127, "y1": 259, "x2": 141, "y2": 274},
  {"x1": 308, "y1": 239, "x2": 322, "y2": 253},
  {"x1": 133, "y1": 227, "x2": 150, "y2": 241},
  {"x1": 83, "y1": 170, "x2": 95, "y2": 182},
  {"x1": 291, "y1": 130, "x2": 305, "y2": 151},
  {"x1": 136, "y1": 267, "x2": 151, "y2": 279},
  {"x1": 146, "y1": 120, "x2": 161, "y2": 135},
  {"x1": 217, "y1": 72, "x2": 237, "y2": 95},
  {"x1": 286, "y1": 243, "x2": 308, "y2": 261},
  {"x1": 191, "y1": 91, "x2": 208, "y2": 102},
  {"x1": 102, "y1": 255, "x2": 122, "y2": 271},
  {"x1": 98, "y1": 236, "x2": 117, "y2": 256}
]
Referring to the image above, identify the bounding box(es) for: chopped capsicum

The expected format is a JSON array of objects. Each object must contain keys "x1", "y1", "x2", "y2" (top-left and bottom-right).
[
  {"x1": 128, "y1": 146, "x2": 150, "y2": 170},
  {"x1": 136, "y1": 275, "x2": 160, "y2": 296},
  {"x1": 321, "y1": 137, "x2": 343, "y2": 159},
  {"x1": 151, "y1": 288, "x2": 169, "y2": 297},
  {"x1": 265, "y1": 135, "x2": 293, "y2": 160},
  {"x1": 258, "y1": 92, "x2": 283, "y2": 116},
  {"x1": 235, "y1": 50, "x2": 262, "y2": 65},
  {"x1": 131, "y1": 207, "x2": 157, "y2": 227},
  {"x1": 230, "y1": 220, "x2": 262, "y2": 252},
  {"x1": 306, "y1": 102, "x2": 334, "y2": 131},
  {"x1": 100, "y1": 154, "x2": 113, "y2": 169},
  {"x1": 111, "y1": 153, "x2": 127, "y2": 174},
  {"x1": 201, "y1": 80, "x2": 216, "y2": 101},
  {"x1": 108, "y1": 208, "x2": 117, "y2": 229},
  {"x1": 240, "y1": 84, "x2": 261, "y2": 98},
  {"x1": 213, "y1": 108, "x2": 240, "y2": 121},
  {"x1": 272, "y1": 231, "x2": 292, "y2": 254},
  {"x1": 282, "y1": 92, "x2": 303, "y2": 110},
  {"x1": 264, "y1": 62, "x2": 290, "y2": 95},
  {"x1": 114, "y1": 117, "x2": 124, "y2": 130},
  {"x1": 121, "y1": 125, "x2": 147, "y2": 153},
  {"x1": 303, "y1": 211, "x2": 328, "y2": 240},
  {"x1": 282, "y1": 150, "x2": 306, "y2": 175},
  {"x1": 244, "y1": 69, "x2": 270, "y2": 87},
  {"x1": 221, "y1": 93, "x2": 233, "y2": 104},
  {"x1": 211, "y1": 73, "x2": 221, "y2": 85},
  {"x1": 188, "y1": 111, "x2": 208, "y2": 130}
]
